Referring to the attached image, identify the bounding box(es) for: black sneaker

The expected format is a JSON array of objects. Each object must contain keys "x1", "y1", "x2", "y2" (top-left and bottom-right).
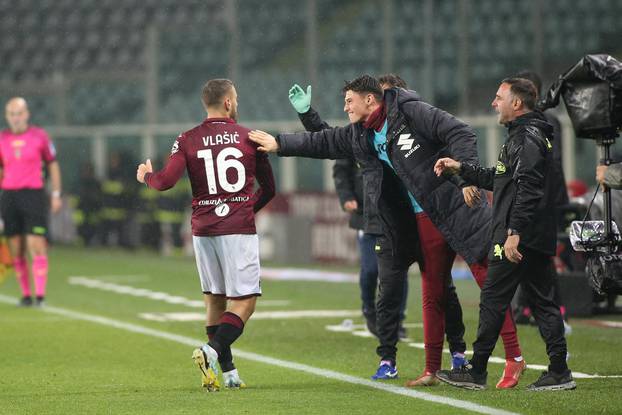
[
  {"x1": 526, "y1": 370, "x2": 576, "y2": 391},
  {"x1": 35, "y1": 296, "x2": 45, "y2": 307},
  {"x1": 436, "y1": 364, "x2": 487, "y2": 390},
  {"x1": 18, "y1": 296, "x2": 33, "y2": 307}
]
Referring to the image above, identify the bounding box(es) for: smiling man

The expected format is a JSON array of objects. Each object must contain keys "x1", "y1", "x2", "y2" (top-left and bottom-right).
[
  {"x1": 249, "y1": 75, "x2": 524, "y2": 388},
  {"x1": 434, "y1": 78, "x2": 576, "y2": 391}
]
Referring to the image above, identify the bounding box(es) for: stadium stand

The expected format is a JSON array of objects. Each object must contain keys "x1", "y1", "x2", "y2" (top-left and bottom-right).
[{"x1": 1, "y1": 0, "x2": 621, "y2": 125}]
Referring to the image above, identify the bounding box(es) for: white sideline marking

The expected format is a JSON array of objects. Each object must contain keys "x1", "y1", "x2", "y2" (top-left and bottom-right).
[
  {"x1": 261, "y1": 267, "x2": 358, "y2": 283},
  {"x1": 139, "y1": 310, "x2": 362, "y2": 322},
  {"x1": 577, "y1": 319, "x2": 622, "y2": 329},
  {"x1": 407, "y1": 343, "x2": 622, "y2": 379},
  {"x1": 96, "y1": 275, "x2": 151, "y2": 283},
  {"x1": 68, "y1": 276, "x2": 290, "y2": 308},
  {"x1": 0, "y1": 294, "x2": 517, "y2": 415},
  {"x1": 326, "y1": 322, "x2": 423, "y2": 332},
  {"x1": 326, "y1": 322, "x2": 421, "y2": 341}
]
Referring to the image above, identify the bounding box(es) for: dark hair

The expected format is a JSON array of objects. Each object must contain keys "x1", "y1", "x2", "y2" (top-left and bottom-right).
[
  {"x1": 378, "y1": 73, "x2": 408, "y2": 89},
  {"x1": 202, "y1": 79, "x2": 234, "y2": 107},
  {"x1": 515, "y1": 70, "x2": 542, "y2": 96},
  {"x1": 342, "y1": 75, "x2": 383, "y2": 101},
  {"x1": 501, "y1": 77, "x2": 537, "y2": 110}
]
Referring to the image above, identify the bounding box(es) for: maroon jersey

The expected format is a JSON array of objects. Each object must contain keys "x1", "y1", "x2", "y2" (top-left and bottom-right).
[{"x1": 145, "y1": 118, "x2": 275, "y2": 236}]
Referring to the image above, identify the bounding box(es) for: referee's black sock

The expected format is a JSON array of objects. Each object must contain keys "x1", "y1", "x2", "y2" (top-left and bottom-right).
[
  {"x1": 206, "y1": 325, "x2": 235, "y2": 372},
  {"x1": 208, "y1": 312, "x2": 245, "y2": 369}
]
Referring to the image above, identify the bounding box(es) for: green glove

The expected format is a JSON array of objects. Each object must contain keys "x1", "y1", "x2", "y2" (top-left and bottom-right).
[{"x1": 288, "y1": 84, "x2": 312, "y2": 114}]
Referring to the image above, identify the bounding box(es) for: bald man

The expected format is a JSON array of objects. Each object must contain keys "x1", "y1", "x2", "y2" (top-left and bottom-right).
[{"x1": 1, "y1": 97, "x2": 62, "y2": 307}]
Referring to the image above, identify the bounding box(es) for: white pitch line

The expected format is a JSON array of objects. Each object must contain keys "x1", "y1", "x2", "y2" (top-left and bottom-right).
[
  {"x1": 139, "y1": 310, "x2": 363, "y2": 322},
  {"x1": 326, "y1": 322, "x2": 423, "y2": 332},
  {"x1": 0, "y1": 294, "x2": 517, "y2": 415},
  {"x1": 407, "y1": 343, "x2": 622, "y2": 379},
  {"x1": 261, "y1": 267, "x2": 358, "y2": 283},
  {"x1": 68, "y1": 276, "x2": 290, "y2": 308}
]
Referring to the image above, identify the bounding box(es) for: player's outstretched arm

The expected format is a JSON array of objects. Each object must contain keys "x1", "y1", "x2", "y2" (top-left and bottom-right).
[
  {"x1": 140, "y1": 156, "x2": 186, "y2": 191},
  {"x1": 249, "y1": 130, "x2": 279, "y2": 153}
]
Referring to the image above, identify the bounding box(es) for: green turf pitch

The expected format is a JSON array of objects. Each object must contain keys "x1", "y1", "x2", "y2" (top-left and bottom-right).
[{"x1": 1, "y1": 247, "x2": 621, "y2": 414}]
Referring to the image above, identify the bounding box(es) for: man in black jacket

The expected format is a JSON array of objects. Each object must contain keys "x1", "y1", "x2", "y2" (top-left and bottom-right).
[
  {"x1": 250, "y1": 75, "x2": 523, "y2": 388},
  {"x1": 289, "y1": 73, "x2": 471, "y2": 359},
  {"x1": 288, "y1": 75, "x2": 412, "y2": 339},
  {"x1": 513, "y1": 71, "x2": 571, "y2": 330},
  {"x1": 435, "y1": 78, "x2": 575, "y2": 391}
]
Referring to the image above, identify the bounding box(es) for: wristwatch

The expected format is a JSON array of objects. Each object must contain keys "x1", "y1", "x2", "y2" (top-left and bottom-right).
[{"x1": 507, "y1": 228, "x2": 520, "y2": 236}]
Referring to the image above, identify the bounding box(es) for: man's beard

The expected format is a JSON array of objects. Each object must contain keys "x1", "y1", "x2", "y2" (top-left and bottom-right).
[{"x1": 230, "y1": 107, "x2": 238, "y2": 121}]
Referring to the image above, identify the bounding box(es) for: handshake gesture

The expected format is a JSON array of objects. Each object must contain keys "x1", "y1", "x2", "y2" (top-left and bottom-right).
[{"x1": 434, "y1": 157, "x2": 481, "y2": 208}]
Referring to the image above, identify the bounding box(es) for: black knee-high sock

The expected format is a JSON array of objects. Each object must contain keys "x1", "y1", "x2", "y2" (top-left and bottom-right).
[
  {"x1": 208, "y1": 312, "x2": 244, "y2": 370},
  {"x1": 206, "y1": 325, "x2": 235, "y2": 372}
]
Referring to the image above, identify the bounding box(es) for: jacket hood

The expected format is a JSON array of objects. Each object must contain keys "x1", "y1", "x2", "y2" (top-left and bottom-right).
[
  {"x1": 384, "y1": 87, "x2": 422, "y2": 120},
  {"x1": 508, "y1": 110, "x2": 554, "y2": 138}
]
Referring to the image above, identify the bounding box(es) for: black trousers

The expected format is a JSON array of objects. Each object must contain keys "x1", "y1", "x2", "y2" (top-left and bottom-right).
[
  {"x1": 472, "y1": 247, "x2": 567, "y2": 371},
  {"x1": 375, "y1": 240, "x2": 466, "y2": 363}
]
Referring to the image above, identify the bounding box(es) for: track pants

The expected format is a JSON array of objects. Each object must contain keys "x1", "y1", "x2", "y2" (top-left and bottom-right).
[
  {"x1": 471, "y1": 247, "x2": 567, "y2": 373},
  {"x1": 374, "y1": 214, "x2": 522, "y2": 366}
]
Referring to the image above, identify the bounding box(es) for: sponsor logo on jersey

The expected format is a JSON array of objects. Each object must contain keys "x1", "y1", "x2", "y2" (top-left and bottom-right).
[
  {"x1": 215, "y1": 203, "x2": 230, "y2": 217},
  {"x1": 404, "y1": 143, "x2": 420, "y2": 158},
  {"x1": 171, "y1": 140, "x2": 179, "y2": 154},
  {"x1": 397, "y1": 134, "x2": 414, "y2": 151},
  {"x1": 197, "y1": 196, "x2": 250, "y2": 206}
]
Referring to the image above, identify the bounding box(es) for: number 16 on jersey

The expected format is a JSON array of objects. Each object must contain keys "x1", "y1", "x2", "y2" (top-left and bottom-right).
[{"x1": 197, "y1": 148, "x2": 246, "y2": 195}]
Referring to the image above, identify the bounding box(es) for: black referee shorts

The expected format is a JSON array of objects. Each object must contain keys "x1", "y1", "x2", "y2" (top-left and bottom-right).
[{"x1": 0, "y1": 189, "x2": 48, "y2": 237}]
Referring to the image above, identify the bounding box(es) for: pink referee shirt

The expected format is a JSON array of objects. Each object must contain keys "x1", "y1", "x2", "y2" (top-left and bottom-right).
[{"x1": 0, "y1": 126, "x2": 56, "y2": 190}]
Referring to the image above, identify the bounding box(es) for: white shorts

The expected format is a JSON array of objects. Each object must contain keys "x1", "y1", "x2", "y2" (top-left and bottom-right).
[{"x1": 192, "y1": 234, "x2": 261, "y2": 299}]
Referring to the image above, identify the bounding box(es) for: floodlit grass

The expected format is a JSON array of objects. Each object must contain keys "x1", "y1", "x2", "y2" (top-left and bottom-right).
[{"x1": 0, "y1": 246, "x2": 621, "y2": 414}]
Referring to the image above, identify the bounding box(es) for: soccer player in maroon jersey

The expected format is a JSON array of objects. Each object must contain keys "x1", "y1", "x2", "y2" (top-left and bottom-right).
[
  {"x1": 136, "y1": 79, "x2": 275, "y2": 391},
  {"x1": 0, "y1": 97, "x2": 62, "y2": 307}
]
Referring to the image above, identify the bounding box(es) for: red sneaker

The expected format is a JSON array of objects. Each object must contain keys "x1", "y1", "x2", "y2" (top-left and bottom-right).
[
  {"x1": 405, "y1": 371, "x2": 439, "y2": 387},
  {"x1": 496, "y1": 359, "x2": 526, "y2": 389}
]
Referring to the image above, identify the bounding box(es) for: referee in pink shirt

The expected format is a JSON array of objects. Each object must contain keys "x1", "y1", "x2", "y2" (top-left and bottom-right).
[{"x1": 0, "y1": 97, "x2": 62, "y2": 307}]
